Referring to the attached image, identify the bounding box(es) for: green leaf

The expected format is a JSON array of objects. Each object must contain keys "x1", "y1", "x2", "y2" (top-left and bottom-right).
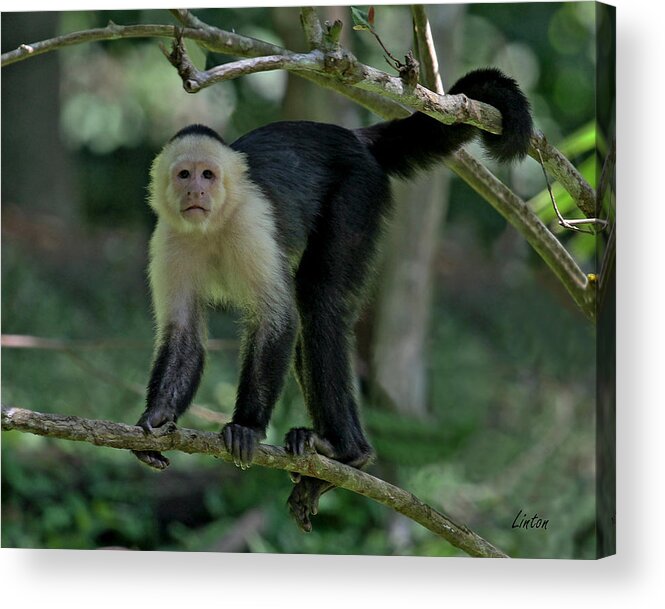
[{"x1": 351, "y1": 6, "x2": 372, "y2": 31}]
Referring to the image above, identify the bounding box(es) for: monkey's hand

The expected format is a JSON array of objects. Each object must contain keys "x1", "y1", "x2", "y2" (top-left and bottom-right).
[
  {"x1": 221, "y1": 423, "x2": 265, "y2": 470},
  {"x1": 131, "y1": 407, "x2": 177, "y2": 470}
]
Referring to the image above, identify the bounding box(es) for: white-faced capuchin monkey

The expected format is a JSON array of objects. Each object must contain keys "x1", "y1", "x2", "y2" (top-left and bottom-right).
[{"x1": 132, "y1": 68, "x2": 533, "y2": 531}]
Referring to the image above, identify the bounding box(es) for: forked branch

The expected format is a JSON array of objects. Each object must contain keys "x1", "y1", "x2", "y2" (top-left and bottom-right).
[{"x1": 1, "y1": 405, "x2": 507, "y2": 558}]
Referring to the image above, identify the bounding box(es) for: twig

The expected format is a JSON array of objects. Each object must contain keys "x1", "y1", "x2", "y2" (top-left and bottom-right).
[
  {"x1": 1, "y1": 405, "x2": 507, "y2": 558},
  {"x1": 2, "y1": 23, "x2": 183, "y2": 67},
  {"x1": 530, "y1": 130, "x2": 596, "y2": 218},
  {"x1": 535, "y1": 147, "x2": 606, "y2": 233}
]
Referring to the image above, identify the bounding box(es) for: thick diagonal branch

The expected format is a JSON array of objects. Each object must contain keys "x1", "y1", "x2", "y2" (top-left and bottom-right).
[
  {"x1": 1, "y1": 405, "x2": 507, "y2": 558},
  {"x1": 410, "y1": 4, "x2": 594, "y2": 319}
]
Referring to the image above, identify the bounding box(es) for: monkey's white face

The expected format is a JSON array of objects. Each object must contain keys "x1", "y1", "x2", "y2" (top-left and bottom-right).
[
  {"x1": 169, "y1": 158, "x2": 223, "y2": 224},
  {"x1": 149, "y1": 135, "x2": 248, "y2": 234}
]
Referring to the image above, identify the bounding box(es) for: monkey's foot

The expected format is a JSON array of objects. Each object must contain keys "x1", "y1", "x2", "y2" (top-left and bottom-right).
[
  {"x1": 132, "y1": 449, "x2": 170, "y2": 470},
  {"x1": 284, "y1": 427, "x2": 336, "y2": 483},
  {"x1": 137, "y1": 405, "x2": 177, "y2": 434},
  {"x1": 221, "y1": 423, "x2": 265, "y2": 469},
  {"x1": 132, "y1": 410, "x2": 178, "y2": 470},
  {"x1": 287, "y1": 476, "x2": 335, "y2": 532}
]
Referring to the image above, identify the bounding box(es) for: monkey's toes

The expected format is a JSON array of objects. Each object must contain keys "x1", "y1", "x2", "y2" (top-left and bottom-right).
[
  {"x1": 284, "y1": 427, "x2": 316, "y2": 457},
  {"x1": 287, "y1": 477, "x2": 331, "y2": 532},
  {"x1": 132, "y1": 449, "x2": 170, "y2": 470},
  {"x1": 284, "y1": 428, "x2": 337, "y2": 459}
]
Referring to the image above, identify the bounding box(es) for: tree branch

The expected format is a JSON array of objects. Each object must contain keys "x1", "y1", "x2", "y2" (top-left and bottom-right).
[
  {"x1": 410, "y1": 5, "x2": 594, "y2": 320},
  {"x1": 1, "y1": 23, "x2": 184, "y2": 66},
  {"x1": 1, "y1": 11, "x2": 593, "y2": 212},
  {"x1": 299, "y1": 7, "x2": 324, "y2": 50},
  {"x1": 0, "y1": 8, "x2": 596, "y2": 318},
  {"x1": 411, "y1": 5, "x2": 444, "y2": 94},
  {"x1": 164, "y1": 17, "x2": 598, "y2": 221},
  {"x1": 1, "y1": 405, "x2": 507, "y2": 558}
]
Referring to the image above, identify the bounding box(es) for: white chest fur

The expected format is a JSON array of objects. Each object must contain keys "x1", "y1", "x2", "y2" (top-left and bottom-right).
[{"x1": 149, "y1": 187, "x2": 290, "y2": 331}]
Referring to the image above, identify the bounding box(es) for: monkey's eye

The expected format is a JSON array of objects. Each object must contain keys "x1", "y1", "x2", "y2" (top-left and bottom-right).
[
  {"x1": 177, "y1": 169, "x2": 190, "y2": 179},
  {"x1": 202, "y1": 169, "x2": 215, "y2": 180}
]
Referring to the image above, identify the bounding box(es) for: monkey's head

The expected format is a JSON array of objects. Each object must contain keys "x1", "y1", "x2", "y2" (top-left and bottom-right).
[{"x1": 148, "y1": 126, "x2": 246, "y2": 233}]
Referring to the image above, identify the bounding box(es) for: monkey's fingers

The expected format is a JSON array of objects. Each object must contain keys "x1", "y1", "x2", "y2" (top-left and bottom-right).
[
  {"x1": 284, "y1": 428, "x2": 336, "y2": 458},
  {"x1": 221, "y1": 423, "x2": 261, "y2": 469},
  {"x1": 132, "y1": 449, "x2": 170, "y2": 470}
]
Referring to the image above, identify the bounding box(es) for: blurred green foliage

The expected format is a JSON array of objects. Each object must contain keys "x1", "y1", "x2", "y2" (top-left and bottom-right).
[{"x1": 2, "y1": 3, "x2": 599, "y2": 558}]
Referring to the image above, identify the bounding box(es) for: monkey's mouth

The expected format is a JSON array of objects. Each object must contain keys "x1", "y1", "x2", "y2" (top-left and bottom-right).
[{"x1": 182, "y1": 205, "x2": 210, "y2": 215}]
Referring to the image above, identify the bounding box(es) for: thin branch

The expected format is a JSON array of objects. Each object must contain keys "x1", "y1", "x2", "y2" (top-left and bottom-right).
[
  {"x1": 534, "y1": 147, "x2": 606, "y2": 234},
  {"x1": 300, "y1": 7, "x2": 324, "y2": 49},
  {"x1": 1, "y1": 405, "x2": 507, "y2": 558},
  {"x1": 530, "y1": 130, "x2": 597, "y2": 218},
  {"x1": 165, "y1": 49, "x2": 326, "y2": 94},
  {"x1": 2, "y1": 23, "x2": 180, "y2": 66},
  {"x1": 0, "y1": 334, "x2": 238, "y2": 351},
  {"x1": 411, "y1": 5, "x2": 444, "y2": 94}
]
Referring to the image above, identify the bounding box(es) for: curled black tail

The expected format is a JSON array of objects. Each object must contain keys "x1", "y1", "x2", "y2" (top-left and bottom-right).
[{"x1": 357, "y1": 68, "x2": 533, "y2": 179}]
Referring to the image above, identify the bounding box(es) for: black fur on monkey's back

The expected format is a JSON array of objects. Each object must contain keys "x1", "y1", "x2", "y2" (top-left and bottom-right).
[{"x1": 231, "y1": 67, "x2": 532, "y2": 252}]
